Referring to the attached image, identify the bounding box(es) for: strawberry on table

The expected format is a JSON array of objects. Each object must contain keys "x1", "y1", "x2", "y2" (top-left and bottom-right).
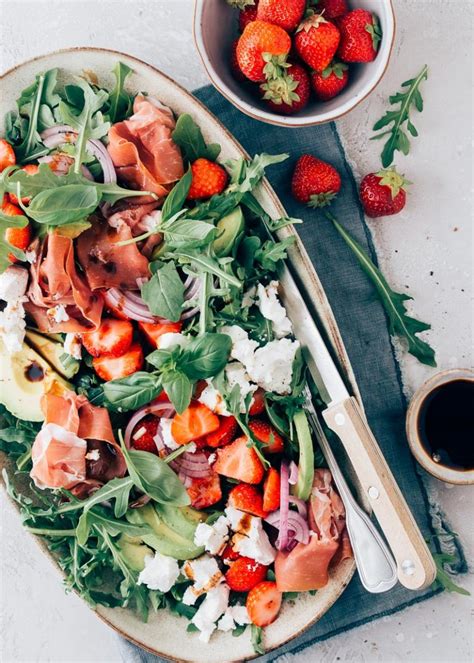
[
  {"x1": 260, "y1": 62, "x2": 311, "y2": 115},
  {"x1": 206, "y1": 415, "x2": 238, "y2": 448},
  {"x1": 186, "y1": 472, "x2": 222, "y2": 509},
  {"x1": 228, "y1": 483, "x2": 268, "y2": 517},
  {"x1": 171, "y1": 402, "x2": 220, "y2": 445},
  {"x1": 8, "y1": 164, "x2": 39, "y2": 205},
  {"x1": 317, "y1": 0, "x2": 348, "y2": 20},
  {"x1": 92, "y1": 343, "x2": 144, "y2": 381},
  {"x1": 291, "y1": 154, "x2": 341, "y2": 208},
  {"x1": 246, "y1": 580, "x2": 282, "y2": 626},
  {"x1": 82, "y1": 318, "x2": 134, "y2": 357},
  {"x1": 131, "y1": 414, "x2": 160, "y2": 454},
  {"x1": 295, "y1": 13, "x2": 340, "y2": 73},
  {"x1": 214, "y1": 435, "x2": 265, "y2": 484},
  {"x1": 225, "y1": 556, "x2": 268, "y2": 592},
  {"x1": 257, "y1": 0, "x2": 306, "y2": 33},
  {"x1": 248, "y1": 419, "x2": 284, "y2": 454},
  {"x1": 311, "y1": 61, "x2": 349, "y2": 101},
  {"x1": 337, "y1": 9, "x2": 381, "y2": 63},
  {"x1": 263, "y1": 467, "x2": 280, "y2": 512},
  {"x1": 0, "y1": 139, "x2": 16, "y2": 172},
  {"x1": 138, "y1": 321, "x2": 182, "y2": 347},
  {"x1": 187, "y1": 158, "x2": 228, "y2": 200},
  {"x1": 238, "y1": 1, "x2": 259, "y2": 32},
  {"x1": 2, "y1": 199, "x2": 31, "y2": 263},
  {"x1": 236, "y1": 20, "x2": 292, "y2": 83},
  {"x1": 359, "y1": 168, "x2": 409, "y2": 218}
]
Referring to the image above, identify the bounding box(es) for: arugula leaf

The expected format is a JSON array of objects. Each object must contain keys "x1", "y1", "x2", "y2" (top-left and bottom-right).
[
  {"x1": 76, "y1": 506, "x2": 151, "y2": 546},
  {"x1": 177, "y1": 251, "x2": 241, "y2": 288},
  {"x1": 250, "y1": 624, "x2": 265, "y2": 655},
  {"x1": 103, "y1": 371, "x2": 162, "y2": 411},
  {"x1": 58, "y1": 76, "x2": 110, "y2": 173},
  {"x1": 161, "y1": 370, "x2": 193, "y2": 414},
  {"x1": 372, "y1": 65, "x2": 428, "y2": 167},
  {"x1": 180, "y1": 333, "x2": 232, "y2": 380},
  {"x1": 0, "y1": 209, "x2": 29, "y2": 272},
  {"x1": 55, "y1": 477, "x2": 134, "y2": 519},
  {"x1": 161, "y1": 168, "x2": 192, "y2": 222},
  {"x1": 26, "y1": 184, "x2": 99, "y2": 225},
  {"x1": 121, "y1": 442, "x2": 190, "y2": 506},
  {"x1": 255, "y1": 236, "x2": 295, "y2": 271},
  {"x1": 141, "y1": 261, "x2": 185, "y2": 322},
  {"x1": 432, "y1": 552, "x2": 470, "y2": 596},
  {"x1": 107, "y1": 62, "x2": 134, "y2": 123},
  {"x1": 327, "y1": 212, "x2": 436, "y2": 367},
  {"x1": 172, "y1": 113, "x2": 221, "y2": 163}
]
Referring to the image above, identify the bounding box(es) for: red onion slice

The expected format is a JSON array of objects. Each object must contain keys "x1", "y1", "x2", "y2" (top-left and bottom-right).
[
  {"x1": 288, "y1": 495, "x2": 308, "y2": 519},
  {"x1": 103, "y1": 288, "x2": 159, "y2": 323},
  {"x1": 288, "y1": 461, "x2": 298, "y2": 485},
  {"x1": 278, "y1": 460, "x2": 290, "y2": 551},
  {"x1": 124, "y1": 402, "x2": 176, "y2": 449},
  {"x1": 265, "y1": 509, "x2": 310, "y2": 546}
]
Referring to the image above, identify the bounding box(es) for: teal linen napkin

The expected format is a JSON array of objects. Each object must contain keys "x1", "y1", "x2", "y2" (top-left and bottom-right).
[{"x1": 117, "y1": 86, "x2": 461, "y2": 662}]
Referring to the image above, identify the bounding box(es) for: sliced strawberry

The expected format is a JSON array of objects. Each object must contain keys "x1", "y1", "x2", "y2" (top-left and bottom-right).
[
  {"x1": 171, "y1": 402, "x2": 220, "y2": 445},
  {"x1": 154, "y1": 390, "x2": 171, "y2": 403},
  {"x1": 206, "y1": 416, "x2": 238, "y2": 448},
  {"x1": 138, "y1": 321, "x2": 182, "y2": 347},
  {"x1": 246, "y1": 581, "x2": 282, "y2": 627},
  {"x1": 221, "y1": 543, "x2": 240, "y2": 562},
  {"x1": 0, "y1": 139, "x2": 16, "y2": 172},
  {"x1": 249, "y1": 388, "x2": 266, "y2": 416},
  {"x1": 214, "y1": 436, "x2": 265, "y2": 484},
  {"x1": 194, "y1": 380, "x2": 208, "y2": 399},
  {"x1": 263, "y1": 467, "x2": 280, "y2": 512},
  {"x1": 8, "y1": 164, "x2": 39, "y2": 205},
  {"x1": 131, "y1": 414, "x2": 160, "y2": 454},
  {"x1": 228, "y1": 483, "x2": 268, "y2": 518},
  {"x1": 82, "y1": 318, "x2": 134, "y2": 358},
  {"x1": 93, "y1": 343, "x2": 143, "y2": 381},
  {"x1": 249, "y1": 419, "x2": 284, "y2": 454},
  {"x1": 187, "y1": 472, "x2": 222, "y2": 509},
  {"x1": 225, "y1": 557, "x2": 268, "y2": 592}
]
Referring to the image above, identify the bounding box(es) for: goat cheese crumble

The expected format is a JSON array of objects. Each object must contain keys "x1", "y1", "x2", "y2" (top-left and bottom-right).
[
  {"x1": 198, "y1": 380, "x2": 231, "y2": 416},
  {"x1": 64, "y1": 333, "x2": 82, "y2": 360},
  {"x1": 225, "y1": 507, "x2": 277, "y2": 566},
  {"x1": 217, "y1": 605, "x2": 251, "y2": 632},
  {"x1": 158, "y1": 417, "x2": 179, "y2": 450},
  {"x1": 156, "y1": 332, "x2": 190, "y2": 351},
  {"x1": 191, "y1": 583, "x2": 230, "y2": 643},
  {"x1": 247, "y1": 338, "x2": 299, "y2": 395},
  {"x1": 138, "y1": 552, "x2": 180, "y2": 593},
  {"x1": 182, "y1": 554, "x2": 224, "y2": 603},
  {"x1": 48, "y1": 304, "x2": 69, "y2": 323},
  {"x1": 221, "y1": 324, "x2": 258, "y2": 367},
  {"x1": 256, "y1": 280, "x2": 292, "y2": 338},
  {"x1": 193, "y1": 516, "x2": 230, "y2": 555}
]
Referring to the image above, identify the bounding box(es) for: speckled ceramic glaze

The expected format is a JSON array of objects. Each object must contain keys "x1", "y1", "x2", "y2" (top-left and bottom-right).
[
  {"x1": 193, "y1": 0, "x2": 396, "y2": 127},
  {"x1": 0, "y1": 48, "x2": 363, "y2": 662}
]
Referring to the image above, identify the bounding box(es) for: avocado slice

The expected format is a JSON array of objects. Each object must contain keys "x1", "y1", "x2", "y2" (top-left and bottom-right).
[
  {"x1": 213, "y1": 206, "x2": 245, "y2": 257},
  {"x1": 293, "y1": 410, "x2": 315, "y2": 501},
  {"x1": 126, "y1": 503, "x2": 205, "y2": 561},
  {"x1": 118, "y1": 535, "x2": 152, "y2": 572},
  {"x1": 25, "y1": 330, "x2": 79, "y2": 379},
  {"x1": 0, "y1": 340, "x2": 72, "y2": 421}
]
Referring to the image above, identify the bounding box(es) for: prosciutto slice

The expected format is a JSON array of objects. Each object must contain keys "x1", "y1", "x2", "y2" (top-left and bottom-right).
[
  {"x1": 274, "y1": 469, "x2": 352, "y2": 592},
  {"x1": 76, "y1": 219, "x2": 150, "y2": 290},
  {"x1": 107, "y1": 95, "x2": 184, "y2": 196},
  {"x1": 25, "y1": 233, "x2": 103, "y2": 333},
  {"x1": 30, "y1": 390, "x2": 126, "y2": 492}
]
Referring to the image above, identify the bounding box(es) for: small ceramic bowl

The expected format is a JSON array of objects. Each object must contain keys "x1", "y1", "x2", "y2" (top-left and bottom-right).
[
  {"x1": 406, "y1": 369, "x2": 474, "y2": 485},
  {"x1": 193, "y1": 0, "x2": 396, "y2": 127}
]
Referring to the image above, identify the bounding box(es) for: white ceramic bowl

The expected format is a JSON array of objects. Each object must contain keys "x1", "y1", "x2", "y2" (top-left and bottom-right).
[{"x1": 193, "y1": 0, "x2": 395, "y2": 127}]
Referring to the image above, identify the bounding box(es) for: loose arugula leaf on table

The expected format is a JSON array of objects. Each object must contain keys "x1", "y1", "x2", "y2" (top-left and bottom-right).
[
  {"x1": 107, "y1": 61, "x2": 134, "y2": 123},
  {"x1": 141, "y1": 261, "x2": 185, "y2": 321},
  {"x1": 372, "y1": 65, "x2": 428, "y2": 167},
  {"x1": 432, "y1": 552, "x2": 471, "y2": 596},
  {"x1": 172, "y1": 113, "x2": 221, "y2": 163},
  {"x1": 58, "y1": 76, "x2": 110, "y2": 173},
  {"x1": 0, "y1": 208, "x2": 29, "y2": 272},
  {"x1": 327, "y1": 212, "x2": 436, "y2": 367}
]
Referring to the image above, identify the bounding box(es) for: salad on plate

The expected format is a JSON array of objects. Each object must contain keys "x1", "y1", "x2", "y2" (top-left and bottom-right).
[{"x1": 0, "y1": 63, "x2": 351, "y2": 652}]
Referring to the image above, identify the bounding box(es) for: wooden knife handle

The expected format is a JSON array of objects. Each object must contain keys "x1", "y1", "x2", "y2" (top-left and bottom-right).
[{"x1": 323, "y1": 396, "x2": 436, "y2": 590}]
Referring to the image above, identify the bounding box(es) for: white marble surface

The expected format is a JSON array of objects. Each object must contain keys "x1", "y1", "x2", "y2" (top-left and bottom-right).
[{"x1": 0, "y1": 1, "x2": 472, "y2": 662}]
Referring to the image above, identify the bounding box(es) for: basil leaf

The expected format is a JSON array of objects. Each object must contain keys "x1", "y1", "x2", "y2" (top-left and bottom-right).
[
  {"x1": 180, "y1": 333, "x2": 232, "y2": 380},
  {"x1": 141, "y1": 261, "x2": 184, "y2": 322},
  {"x1": 162, "y1": 370, "x2": 193, "y2": 414},
  {"x1": 108, "y1": 62, "x2": 134, "y2": 123},
  {"x1": 146, "y1": 349, "x2": 175, "y2": 370},
  {"x1": 103, "y1": 372, "x2": 161, "y2": 411},
  {"x1": 172, "y1": 113, "x2": 221, "y2": 163},
  {"x1": 26, "y1": 184, "x2": 99, "y2": 225},
  {"x1": 161, "y1": 168, "x2": 192, "y2": 222},
  {"x1": 123, "y1": 447, "x2": 190, "y2": 506},
  {"x1": 163, "y1": 217, "x2": 216, "y2": 249},
  {"x1": 97, "y1": 181, "x2": 158, "y2": 204}
]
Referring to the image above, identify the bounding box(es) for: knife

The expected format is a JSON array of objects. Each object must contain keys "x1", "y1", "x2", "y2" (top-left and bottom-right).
[{"x1": 275, "y1": 252, "x2": 436, "y2": 591}]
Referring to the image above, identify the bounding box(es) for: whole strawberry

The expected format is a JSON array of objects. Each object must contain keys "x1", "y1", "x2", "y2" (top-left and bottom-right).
[
  {"x1": 359, "y1": 168, "x2": 409, "y2": 218},
  {"x1": 257, "y1": 0, "x2": 306, "y2": 32},
  {"x1": 294, "y1": 13, "x2": 340, "y2": 72},
  {"x1": 317, "y1": 0, "x2": 348, "y2": 20},
  {"x1": 260, "y1": 62, "x2": 310, "y2": 114},
  {"x1": 237, "y1": 20, "x2": 292, "y2": 82},
  {"x1": 187, "y1": 158, "x2": 229, "y2": 200},
  {"x1": 338, "y1": 9, "x2": 381, "y2": 63},
  {"x1": 311, "y1": 61, "x2": 348, "y2": 101},
  {"x1": 238, "y1": 1, "x2": 259, "y2": 32},
  {"x1": 292, "y1": 154, "x2": 341, "y2": 207},
  {"x1": 230, "y1": 38, "x2": 246, "y2": 81}
]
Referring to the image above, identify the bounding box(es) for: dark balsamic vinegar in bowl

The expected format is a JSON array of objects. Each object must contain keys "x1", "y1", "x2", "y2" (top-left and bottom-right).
[{"x1": 418, "y1": 379, "x2": 474, "y2": 471}]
